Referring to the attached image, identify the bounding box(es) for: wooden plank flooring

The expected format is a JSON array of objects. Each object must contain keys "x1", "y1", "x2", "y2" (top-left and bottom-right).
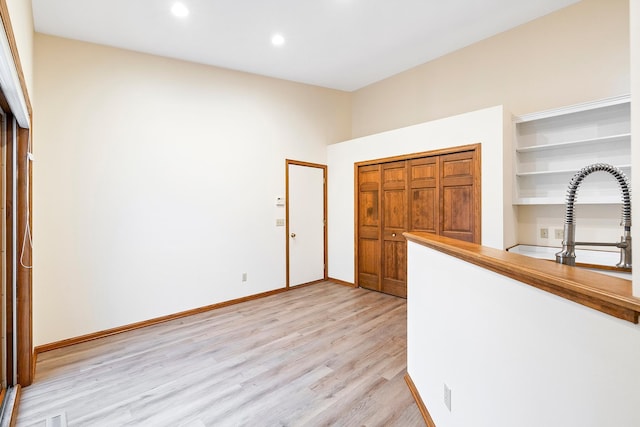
[{"x1": 17, "y1": 282, "x2": 424, "y2": 426}]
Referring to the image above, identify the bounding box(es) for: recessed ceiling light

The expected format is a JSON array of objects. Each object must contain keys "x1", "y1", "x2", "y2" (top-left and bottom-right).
[
  {"x1": 171, "y1": 2, "x2": 189, "y2": 18},
  {"x1": 271, "y1": 34, "x2": 285, "y2": 46}
]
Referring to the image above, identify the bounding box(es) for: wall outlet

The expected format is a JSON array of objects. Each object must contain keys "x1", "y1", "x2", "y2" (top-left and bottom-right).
[
  {"x1": 554, "y1": 229, "x2": 564, "y2": 239},
  {"x1": 444, "y1": 384, "x2": 452, "y2": 412},
  {"x1": 276, "y1": 218, "x2": 285, "y2": 227},
  {"x1": 242, "y1": 273, "x2": 247, "y2": 282},
  {"x1": 540, "y1": 228, "x2": 549, "y2": 239}
]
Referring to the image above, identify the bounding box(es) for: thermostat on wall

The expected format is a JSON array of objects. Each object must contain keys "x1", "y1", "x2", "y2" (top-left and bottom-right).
[{"x1": 276, "y1": 196, "x2": 285, "y2": 206}]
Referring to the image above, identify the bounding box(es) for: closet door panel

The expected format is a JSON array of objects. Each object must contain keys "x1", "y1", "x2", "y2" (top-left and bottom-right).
[
  {"x1": 442, "y1": 186, "x2": 472, "y2": 238},
  {"x1": 381, "y1": 161, "x2": 408, "y2": 298},
  {"x1": 409, "y1": 157, "x2": 439, "y2": 234},
  {"x1": 383, "y1": 190, "x2": 406, "y2": 229},
  {"x1": 358, "y1": 165, "x2": 382, "y2": 291},
  {"x1": 382, "y1": 238, "x2": 407, "y2": 297},
  {"x1": 440, "y1": 151, "x2": 478, "y2": 243},
  {"x1": 358, "y1": 239, "x2": 380, "y2": 290}
]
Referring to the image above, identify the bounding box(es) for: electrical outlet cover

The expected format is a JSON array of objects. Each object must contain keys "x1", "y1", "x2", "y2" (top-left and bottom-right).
[{"x1": 444, "y1": 384, "x2": 452, "y2": 411}]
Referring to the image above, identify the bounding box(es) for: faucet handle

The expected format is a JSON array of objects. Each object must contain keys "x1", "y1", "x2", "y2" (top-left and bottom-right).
[{"x1": 617, "y1": 235, "x2": 632, "y2": 269}]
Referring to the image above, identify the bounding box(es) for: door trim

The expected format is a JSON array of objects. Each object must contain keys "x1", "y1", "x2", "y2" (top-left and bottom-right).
[
  {"x1": 354, "y1": 143, "x2": 481, "y2": 288},
  {"x1": 356, "y1": 143, "x2": 481, "y2": 167},
  {"x1": 285, "y1": 160, "x2": 328, "y2": 288}
]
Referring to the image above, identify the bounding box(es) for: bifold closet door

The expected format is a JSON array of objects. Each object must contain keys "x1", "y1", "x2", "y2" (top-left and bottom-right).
[
  {"x1": 357, "y1": 164, "x2": 381, "y2": 292},
  {"x1": 380, "y1": 161, "x2": 408, "y2": 298},
  {"x1": 356, "y1": 145, "x2": 480, "y2": 298},
  {"x1": 440, "y1": 150, "x2": 478, "y2": 243}
]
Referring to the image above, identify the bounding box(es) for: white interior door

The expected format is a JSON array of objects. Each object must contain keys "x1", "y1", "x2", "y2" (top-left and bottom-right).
[{"x1": 287, "y1": 162, "x2": 325, "y2": 287}]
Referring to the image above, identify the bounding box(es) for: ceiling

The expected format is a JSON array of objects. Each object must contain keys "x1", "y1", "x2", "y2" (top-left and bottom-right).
[{"x1": 31, "y1": 0, "x2": 580, "y2": 92}]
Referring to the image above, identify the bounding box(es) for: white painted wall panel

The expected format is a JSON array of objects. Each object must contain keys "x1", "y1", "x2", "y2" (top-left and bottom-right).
[
  {"x1": 32, "y1": 34, "x2": 351, "y2": 345},
  {"x1": 327, "y1": 105, "x2": 508, "y2": 284},
  {"x1": 407, "y1": 240, "x2": 640, "y2": 427}
]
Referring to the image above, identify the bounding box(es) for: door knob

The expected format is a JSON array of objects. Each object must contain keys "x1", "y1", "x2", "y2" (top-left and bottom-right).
[{"x1": 290, "y1": 233, "x2": 296, "y2": 238}]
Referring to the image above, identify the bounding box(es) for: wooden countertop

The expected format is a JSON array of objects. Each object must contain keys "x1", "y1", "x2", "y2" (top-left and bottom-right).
[{"x1": 404, "y1": 232, "x2": 640, "y2": 324}]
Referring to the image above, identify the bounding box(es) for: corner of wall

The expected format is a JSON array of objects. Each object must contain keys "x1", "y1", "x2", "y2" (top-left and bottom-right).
[
  {"x1": 501, "y1": 106, "x2": 517, "y2": 249},
  {"x1": 5, "y1": 0, "x2": 34, "y2": 100},
  {"x1": 631, "y1": 0, "x2": 639, "y2": 297}
]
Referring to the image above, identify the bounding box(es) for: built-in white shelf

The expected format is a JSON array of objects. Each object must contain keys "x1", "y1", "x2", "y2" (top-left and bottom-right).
[
  {"x1": 514, "y1": 196, "x2": 627, "y2": 206},
  {"x1": 516, "y1": 164, "x2": 631, "y2": 177},
  {"x1": 513, "y1": 94, "x2": 631, "y2": 122},
  {"x1": 515, "y1": 133, "x2": 631, "y2": 153},
  {"x1": 513, "y1": 95, "x2": 631, "y2": 205}
]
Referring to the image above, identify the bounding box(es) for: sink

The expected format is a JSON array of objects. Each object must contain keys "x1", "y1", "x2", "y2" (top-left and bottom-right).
[{"x1": 507, "y1": 245, "x2": 631, "y2": 279}]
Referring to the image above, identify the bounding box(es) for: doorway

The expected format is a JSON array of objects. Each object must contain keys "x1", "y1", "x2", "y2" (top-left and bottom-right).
[
  {"x1": 0, "y1": 2, "x2": 35, "y2": 410},
  {"x1": 286, "y1": 160, "x2": 327, "y2": 287}
]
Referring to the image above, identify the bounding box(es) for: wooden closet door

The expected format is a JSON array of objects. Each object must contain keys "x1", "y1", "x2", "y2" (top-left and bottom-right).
[
  {"x1": 355, "y1": 144, "x2": 481, "y2": 298},
  {"x1": 357, "y1": 164, "x2": 382, "y2": 291},
  {"x1": 381, "y1": 161, "x2": 408, "y2": 298},
  {"x1": 440, "y1": 150, "x2": 479, "y2": 243},
  {"x1": 409, "y1": 157, "x2": 439, "y2": 235}
]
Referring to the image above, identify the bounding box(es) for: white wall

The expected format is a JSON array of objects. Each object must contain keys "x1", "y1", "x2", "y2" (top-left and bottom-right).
[
  {"x1": 349, "y1": 0, "x2": 630, "y2": 248},
  {"x1": 5, "y1": 0, "x2": 33, "y2": 97},
  {"x1": 351, "y1": 0, "x2": 629, "y2": 139},
  {"x1": 407, "y1": 241, "x2": 640, "y2": 427},
  {"x1": 32, "y1": 34, "x2": 351, "y2": 346},
  {"x1": 327, "y1": 106, "x2": 508, "y2": 284}
]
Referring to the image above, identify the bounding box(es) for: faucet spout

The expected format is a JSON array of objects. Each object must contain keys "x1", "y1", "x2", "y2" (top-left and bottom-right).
[{"x1": 555, "y1": 163, "x2": 631, "y2": 269}]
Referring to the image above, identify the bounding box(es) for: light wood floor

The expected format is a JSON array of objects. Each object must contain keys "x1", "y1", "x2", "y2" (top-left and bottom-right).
[{"x1": 17, "y1": 281, "x2": 424, "y2": 426}]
